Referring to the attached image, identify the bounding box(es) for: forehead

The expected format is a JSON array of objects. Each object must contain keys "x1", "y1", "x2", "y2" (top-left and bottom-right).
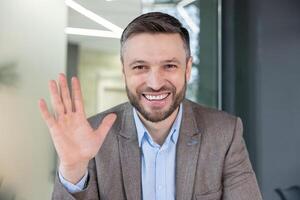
[{"x1": 122, "y1": 33, "x2": 186, "y2": 65}]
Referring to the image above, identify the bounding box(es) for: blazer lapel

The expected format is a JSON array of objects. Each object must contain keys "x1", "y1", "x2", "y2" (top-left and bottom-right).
[
  {"x1": 118, "y1": 105, "x2": 142, "y2": 200},
  {"x1": 176, "y1": 100, "x2": 203, "y2": 200}
]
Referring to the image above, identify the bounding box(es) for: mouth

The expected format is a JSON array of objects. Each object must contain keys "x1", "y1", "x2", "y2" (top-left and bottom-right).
[{"x1": 142, "y1": 93, "x2": 171, "y2": 101}]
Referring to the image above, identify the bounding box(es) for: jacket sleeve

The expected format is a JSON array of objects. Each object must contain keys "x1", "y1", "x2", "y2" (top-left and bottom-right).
[
  {"x1": 52, "y1": 159, "x2": 100, "y2": 200},
  {"x1": 222, "y1": 117, "x2": 263, "y2": 200}
]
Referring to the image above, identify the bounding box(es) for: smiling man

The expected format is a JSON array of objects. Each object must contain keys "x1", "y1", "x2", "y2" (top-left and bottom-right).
[{"x1": 39, "y1": 12, "x2": 262, "y2": 200}]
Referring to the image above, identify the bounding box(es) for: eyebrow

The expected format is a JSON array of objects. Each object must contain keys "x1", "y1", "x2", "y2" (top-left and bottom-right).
[
  {"x1": 128, "y1": 58, "x2": 181, "y2": 67},
  {"x1": 160, "y1": 58, "x2": 181, "y2": 64},
  {"x1": 128, "y1": 60, "x2": 148, "y2": 67}
]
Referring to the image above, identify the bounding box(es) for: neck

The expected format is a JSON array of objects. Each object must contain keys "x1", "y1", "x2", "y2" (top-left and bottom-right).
[{"x1": 137, "y1": 107, "x2": 180, "y2": 145}]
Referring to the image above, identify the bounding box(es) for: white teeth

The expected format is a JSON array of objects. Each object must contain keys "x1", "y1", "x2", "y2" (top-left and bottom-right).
[{"x1": 144, "y1": 93, "x2": 168, "y2": 100}]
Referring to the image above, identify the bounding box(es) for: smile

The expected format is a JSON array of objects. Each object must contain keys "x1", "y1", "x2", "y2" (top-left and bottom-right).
[{"x1": 143, "y1": 93, "x2": 170, "y2": 101}]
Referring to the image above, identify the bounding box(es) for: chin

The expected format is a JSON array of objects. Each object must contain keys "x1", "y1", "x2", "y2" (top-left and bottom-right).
[{"x1": 141, "y1": 106, "x2": 176, "y2": 122}]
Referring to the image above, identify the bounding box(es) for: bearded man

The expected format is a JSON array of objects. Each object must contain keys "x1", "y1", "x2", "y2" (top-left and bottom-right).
[{"x1": 39, "y1": 12, "x2": 262, "y2": 200}]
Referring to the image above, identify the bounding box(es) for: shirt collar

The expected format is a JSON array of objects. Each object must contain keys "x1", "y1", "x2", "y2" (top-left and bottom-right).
[{"x1": 133, "y1": 103, "x2": 183, "y2": 147}]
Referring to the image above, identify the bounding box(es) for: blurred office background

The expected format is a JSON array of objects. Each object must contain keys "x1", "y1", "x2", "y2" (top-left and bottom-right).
[{"x1": 0, "y1": 0, "x2": 299, "y2": 199}]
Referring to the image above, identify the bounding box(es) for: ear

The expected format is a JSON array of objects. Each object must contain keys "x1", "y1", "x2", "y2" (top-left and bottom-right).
[
  {"x1": 185, "y1": 56, "x2": 193, "y2": 82},
  {"x1": 120, "y1": 56, "x2": 125, "y2": 74},
  {"x1": 121, "y1": 63, "x2": 125, "y2": 81}
]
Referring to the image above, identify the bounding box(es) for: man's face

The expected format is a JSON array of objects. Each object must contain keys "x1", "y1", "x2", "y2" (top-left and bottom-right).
[{"x1": 122, "y1": 33, "x2": 192, "y2": 122}]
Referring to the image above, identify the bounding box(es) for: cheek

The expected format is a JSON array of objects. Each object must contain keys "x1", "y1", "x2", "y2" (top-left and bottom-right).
[
  {"x1": 168, "y1": 73, "x2": 186, "y2": 88},
  {"x1": 125, "y1": 74, "x2": 146, "y2": 90}
]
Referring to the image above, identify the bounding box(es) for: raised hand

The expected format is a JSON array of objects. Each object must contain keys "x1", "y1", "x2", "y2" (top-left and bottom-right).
[{"x1": 38, "y1": 74, "x2": 116, "y2": 184}]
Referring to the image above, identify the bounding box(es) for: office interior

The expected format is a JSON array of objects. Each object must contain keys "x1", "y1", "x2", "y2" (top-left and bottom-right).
[{"x1": 0, "y1": 0, "x2": 299, "y2": 199}]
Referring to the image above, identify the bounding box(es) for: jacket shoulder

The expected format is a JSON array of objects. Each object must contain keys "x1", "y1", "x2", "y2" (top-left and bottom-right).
[
  {"x1": 186, "y1": 99, "x2": 237, "y2": 123},
  {"x1": 186, "y1": 99, "x2": 240, "y2": 143}
]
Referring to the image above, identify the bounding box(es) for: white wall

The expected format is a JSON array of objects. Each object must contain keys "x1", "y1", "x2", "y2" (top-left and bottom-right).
[{"x1": 0, "y1": 1, "x2": 66, "y2": 199}]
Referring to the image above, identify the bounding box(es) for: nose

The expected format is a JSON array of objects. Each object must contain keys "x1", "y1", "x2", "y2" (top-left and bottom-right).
[{"x1": 146, "y1": 69, "x2": 164, "y2": 91}]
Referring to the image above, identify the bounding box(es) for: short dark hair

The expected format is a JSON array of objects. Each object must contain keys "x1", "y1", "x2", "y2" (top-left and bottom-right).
[{"x1": 120, "y1": 12, "x2": 191, "y2": 62}]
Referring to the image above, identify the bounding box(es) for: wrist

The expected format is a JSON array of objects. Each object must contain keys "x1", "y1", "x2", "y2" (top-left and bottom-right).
[{"x1": 59, "y1": 161, "x2": 89, "y2": 184}]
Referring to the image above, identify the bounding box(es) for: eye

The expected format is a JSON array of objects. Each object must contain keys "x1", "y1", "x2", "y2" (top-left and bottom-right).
[
  {"x1": 133, "y1": 65, "x2": 146, "y2": 70},
  {"x1": 164, "y1": 64, "x2": 177, "y2": 69}
]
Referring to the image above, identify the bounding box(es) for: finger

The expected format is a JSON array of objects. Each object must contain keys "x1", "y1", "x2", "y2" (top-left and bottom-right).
[
  {"x1": 49, "y1": 80, "x2": 65, "y2": 117},
  {"x1": 71, "y1": 77, "x2": 85, "y2": 114},
  {"x1": 95, "y1": 113, "x2": 117, "y2": 141},
  {"x1": 58, "y1": 73, "x2": 72, "y2": 113},
  {"x1": 38, "y1": 98, "x2": 56, "y2": 129}
]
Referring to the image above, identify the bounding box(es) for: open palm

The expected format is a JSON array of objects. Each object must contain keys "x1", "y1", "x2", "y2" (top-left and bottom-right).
[{"x1": 38, "y1": 74, "x2": 116, "y2": 182}]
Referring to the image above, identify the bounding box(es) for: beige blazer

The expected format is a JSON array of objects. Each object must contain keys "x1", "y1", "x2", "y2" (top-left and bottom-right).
[{"x1": 52, "y1": 99, "x2": 263, "y2": 200}]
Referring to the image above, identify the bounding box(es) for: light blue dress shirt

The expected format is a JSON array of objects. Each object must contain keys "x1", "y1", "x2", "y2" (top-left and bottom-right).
[
  {"x1": 134, "y1": 104, "x2": 182, "y2": 200},
  {"x1": 59, "y1": 104, "x2": 183, "y2": 200},
  {"x1": 58, "y1": 171, "x2": 88, "y2": 193}
]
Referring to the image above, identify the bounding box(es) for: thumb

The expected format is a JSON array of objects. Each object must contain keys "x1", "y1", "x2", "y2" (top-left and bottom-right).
[{"x1": 94, "y1": 113, "x2": 117, "y2": 142}]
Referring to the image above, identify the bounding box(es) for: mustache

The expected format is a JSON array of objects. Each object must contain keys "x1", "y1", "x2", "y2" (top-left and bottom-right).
[{"x1": 137, "y1": 85, "x2": 175, "y2": 93}]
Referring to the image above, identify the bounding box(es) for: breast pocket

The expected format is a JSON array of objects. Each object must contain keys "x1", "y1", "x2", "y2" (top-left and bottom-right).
[{"x1": 194, "y1": 189, "x2": 222, "y2": 200}]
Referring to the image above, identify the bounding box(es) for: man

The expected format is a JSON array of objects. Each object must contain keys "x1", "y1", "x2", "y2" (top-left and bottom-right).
[{"x1": 39, "y1": 12, "x2": 262, "y2": 200}]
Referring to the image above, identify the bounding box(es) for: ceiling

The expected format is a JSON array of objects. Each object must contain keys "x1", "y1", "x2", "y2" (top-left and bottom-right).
[{"x1": 67, "y1": 0, "x2": 142, "y2": 53}]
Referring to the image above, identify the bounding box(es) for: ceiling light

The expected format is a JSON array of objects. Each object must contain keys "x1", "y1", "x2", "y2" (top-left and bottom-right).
[{"x1": 65, "y1": 0, "x2": 123, "y2": 38}]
